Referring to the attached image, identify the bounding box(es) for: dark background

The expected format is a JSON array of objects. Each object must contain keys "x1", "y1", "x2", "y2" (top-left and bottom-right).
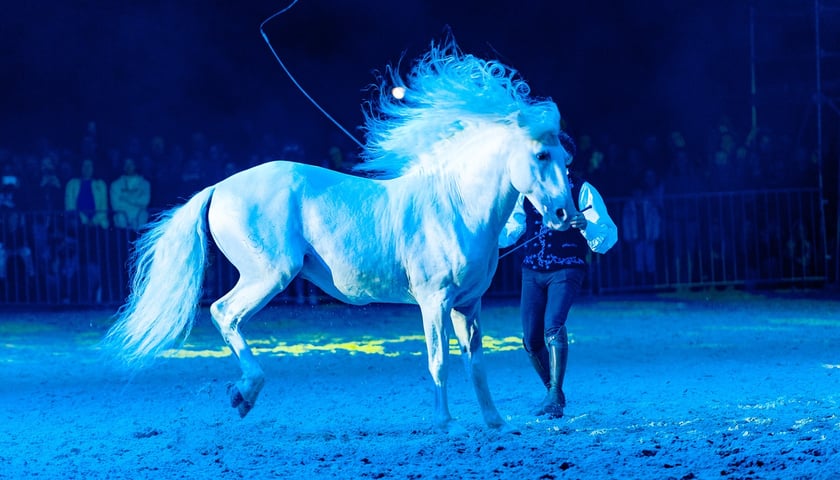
[
  {"x1": 4, "y1": 0, "x2": 795, "y2": 154},
  {"x1": 1, "y1": 1, "x2": 838, "y2": 297}
]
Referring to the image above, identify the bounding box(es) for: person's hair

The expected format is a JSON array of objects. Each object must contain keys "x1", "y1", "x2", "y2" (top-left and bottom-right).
[{"x1": 559, "y1": 132, "x2": 577, "y2": 158}]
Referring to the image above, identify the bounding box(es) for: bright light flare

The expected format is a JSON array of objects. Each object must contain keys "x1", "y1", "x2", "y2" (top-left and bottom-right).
[{"x1": 391, "y1": 86, "x2": 406, "y2": 100}]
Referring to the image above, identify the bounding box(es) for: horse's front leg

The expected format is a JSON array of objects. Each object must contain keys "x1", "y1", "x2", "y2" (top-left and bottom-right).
[
  {"x1": 418, "y1": 298, "x2": 461, "y2": 434},
  {"x1": 451, "y1": 301, "x2": 510, "y2": 431}
]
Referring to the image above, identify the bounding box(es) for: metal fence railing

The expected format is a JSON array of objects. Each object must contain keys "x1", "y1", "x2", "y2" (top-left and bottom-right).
[
  {"x1": 0, "y1": 188, "x2": 830, "y2": 307},
  {"x1": 491, "y1": 188, "x2": 829, "y2": 296},
  {"x1": 0, "y1": 211, "x2": 135, "y2": 306}
]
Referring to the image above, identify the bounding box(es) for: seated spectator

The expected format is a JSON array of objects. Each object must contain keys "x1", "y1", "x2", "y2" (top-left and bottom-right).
[
  {"x1": 110, "y1": 157, "x2": 150, "y2": 230},
  {"x1": 65, "y1": 158, "x2": 109, "y2": 229},
  {"x1": 621, "y1": 169, "x2": 663, "y2": 284},
  {"x1": 44, "y1": 213, "x2": 82, "y2": 303},
  {"x1": 0, "y1": 210, "x2": 35, "y2": 284},
  {"x1": 26, "y1": 156, "x2": 64, "y2": 290},
  {"x1": 33, "y1": 156, "x2": 64, "y2": 212},
  {"x1": 1, "y1": 163, "x2": 20, "y2": 211}
]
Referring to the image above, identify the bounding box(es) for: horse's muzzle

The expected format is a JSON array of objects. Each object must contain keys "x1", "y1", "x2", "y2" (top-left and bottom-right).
[{"x1": 543, "y1": 208, "x2": 572, "y2": 231}]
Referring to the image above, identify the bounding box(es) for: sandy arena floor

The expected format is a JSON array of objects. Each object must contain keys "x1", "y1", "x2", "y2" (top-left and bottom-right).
[{"x1": 1, "y1": 291, "x2": 839, "y2": 479}]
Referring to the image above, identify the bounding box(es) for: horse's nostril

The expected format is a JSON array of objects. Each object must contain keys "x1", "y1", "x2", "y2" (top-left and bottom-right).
[{"x1": 556, "y1": 208, "x2": 565, "y2": 218}]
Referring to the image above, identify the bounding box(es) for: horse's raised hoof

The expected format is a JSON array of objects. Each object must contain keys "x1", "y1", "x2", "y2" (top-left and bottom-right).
[
  {"x1": 227, "y1": 382, "x2": 243, "y2": 407},
  {"x1": 226, "y1": 382, "x2": 255, "y2": 418},
  {"x1": 236, "y1": 400, "x2": 255, "y2": 418}
]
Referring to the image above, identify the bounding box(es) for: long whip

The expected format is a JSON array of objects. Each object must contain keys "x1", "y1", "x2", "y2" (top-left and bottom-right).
[{"x1": 259, "y1": 1, "x2": 365, "y2": 150}]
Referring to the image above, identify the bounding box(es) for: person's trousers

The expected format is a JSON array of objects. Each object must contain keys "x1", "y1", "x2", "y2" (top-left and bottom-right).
[{"x1": 520, "y1": 267, "x2": 586, "y2": 353}]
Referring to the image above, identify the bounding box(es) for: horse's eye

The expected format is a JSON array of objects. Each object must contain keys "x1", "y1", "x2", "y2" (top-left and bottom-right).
[{"x1": 536, "y1": 151, "x2": 551, "y2": 162}]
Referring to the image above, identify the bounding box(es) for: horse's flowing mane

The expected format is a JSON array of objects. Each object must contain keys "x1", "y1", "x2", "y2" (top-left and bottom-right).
[{"x1": 355, "y1": 34, "x2": 560, "y2": 178}]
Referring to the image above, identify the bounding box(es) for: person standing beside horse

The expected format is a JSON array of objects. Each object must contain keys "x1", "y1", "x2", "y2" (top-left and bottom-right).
[{"x1": 499, "y1": 133, "x2": 618, "y2": 418}]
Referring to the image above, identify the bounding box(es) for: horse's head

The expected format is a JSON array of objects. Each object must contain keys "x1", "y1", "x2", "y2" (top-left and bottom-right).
[
  {"x1": 355, "y1": 34, "x2": 578, "y2": 231},
  {"x1": 508, "y1": 128, "x2": 578, "y2": 231}
]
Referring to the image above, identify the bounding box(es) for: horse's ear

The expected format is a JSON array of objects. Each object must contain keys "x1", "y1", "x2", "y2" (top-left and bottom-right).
[
  {"x1": 514, "y1": 110, "x2": 542, "y2": 138},
  {"x1": 515, "y1": 103, "x2": 561, "y2": 139},
  {"x1": 514, "y1": 110, "x2": 541, "y2": 129}
]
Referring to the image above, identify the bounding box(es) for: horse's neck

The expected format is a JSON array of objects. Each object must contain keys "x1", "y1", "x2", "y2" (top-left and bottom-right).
[{"x1": 424, "y1": 127, "x2": 520, "y2": 237}]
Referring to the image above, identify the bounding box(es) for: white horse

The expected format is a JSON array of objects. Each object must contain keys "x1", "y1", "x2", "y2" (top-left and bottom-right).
[{"x1": 105, "y1": 37, "x2": 578, "y2": 433}]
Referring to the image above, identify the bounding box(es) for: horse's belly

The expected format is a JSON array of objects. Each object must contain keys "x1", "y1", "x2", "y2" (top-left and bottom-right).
[{"x1": 301, "y1": 261, "x2": 413, "y2": 305}]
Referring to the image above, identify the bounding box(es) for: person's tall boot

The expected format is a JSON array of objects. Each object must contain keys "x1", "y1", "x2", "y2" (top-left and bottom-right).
[
  {"x1": 538, "y1": 328, "x2": 568, "y2": 418},
  {"x1": 525, "y1": 341, "x2": 551, "y2": 390}
]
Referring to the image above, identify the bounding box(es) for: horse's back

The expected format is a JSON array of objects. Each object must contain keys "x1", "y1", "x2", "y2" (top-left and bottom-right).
[
  {"x1": 213, "y1": 161, "x2": 343, "y2": 200},
  {"x1": 209, "y1": 161, "x2": 382, "y2": 237}
]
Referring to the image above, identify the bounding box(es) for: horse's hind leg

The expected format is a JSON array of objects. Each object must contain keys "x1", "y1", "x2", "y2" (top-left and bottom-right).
[
  {"x1": 210, "y1": 276, "x2": 283, "y2": 418},
  {"x1": 451, "y1": 301, "x2": 508, "y2": 430}
]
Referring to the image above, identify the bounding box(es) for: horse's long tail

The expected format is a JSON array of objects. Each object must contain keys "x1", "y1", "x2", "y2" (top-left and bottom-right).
[{"x1": 104, "y1": 186, "x2": 215, "y2": 367}]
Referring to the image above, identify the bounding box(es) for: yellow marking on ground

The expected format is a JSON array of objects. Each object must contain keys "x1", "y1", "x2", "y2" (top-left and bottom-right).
[{"x1": 161, "y1": 334, "x2": 522, "y2": 359}]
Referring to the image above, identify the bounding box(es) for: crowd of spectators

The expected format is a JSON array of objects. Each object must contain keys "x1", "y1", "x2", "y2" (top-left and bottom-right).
[
  {"x1": 0, "y1": 115, "x2": 824, "y2": 302},
  {"x1": 0, "y1": 121, "x2": 359, "y2": 303},
  {"x1": 571, "y1": 116, "x2": 819, "y2": 199},
  {"x1": 566, "y1": 116, "x2": 824, "y2": 288}
]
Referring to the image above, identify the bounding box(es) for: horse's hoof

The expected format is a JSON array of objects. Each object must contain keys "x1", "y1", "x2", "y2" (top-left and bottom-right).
[
  {"x1": 437, "y1": 420, "x2": 469, "y2": 436},
  {"x1": 497, "y1": 422, "x2": 521, "y2": 435},
  {"x1": 227, "y1": 382, "x2": 244, "y2": 408},
  {"x1": 488, "y1": 417, "x2": 519, "y2": 434},
  {"x1": 226, "y1": 382, "x2": 255, "y2": 417},
  {"x1": 236, "y1": 400, "x2": 254, "y2": 418}
]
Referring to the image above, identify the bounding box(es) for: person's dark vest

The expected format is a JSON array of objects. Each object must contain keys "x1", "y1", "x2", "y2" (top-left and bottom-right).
[{"x1": 522, "y1": 173, "x2": 587, "y2": 272}]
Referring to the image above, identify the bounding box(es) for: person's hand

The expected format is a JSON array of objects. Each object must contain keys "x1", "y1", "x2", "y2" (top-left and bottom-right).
[{"x1": 570, "y1": 212, "x2": 588, "y2": 230}]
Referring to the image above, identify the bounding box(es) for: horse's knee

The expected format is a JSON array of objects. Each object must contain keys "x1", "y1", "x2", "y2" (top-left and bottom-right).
[{"x1": 209, "y1": 300, "x2": 224, "y2": 323}]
